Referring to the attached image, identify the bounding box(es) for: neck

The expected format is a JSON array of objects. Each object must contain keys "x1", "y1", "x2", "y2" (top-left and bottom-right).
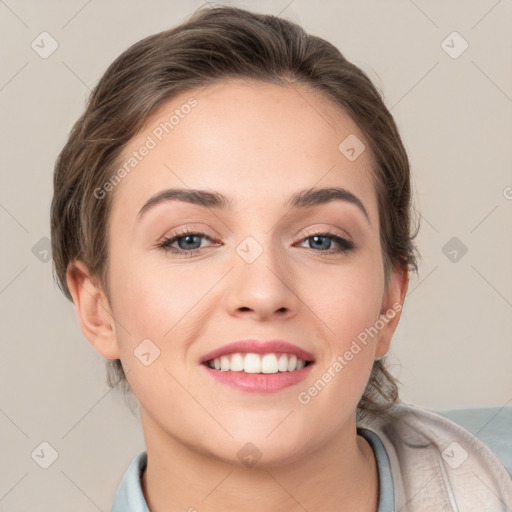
[{"x1": 140, "y1": 411, "x2": 379, "y2": 512}]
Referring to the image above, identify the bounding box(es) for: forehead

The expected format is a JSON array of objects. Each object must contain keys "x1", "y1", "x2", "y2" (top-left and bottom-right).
[{"x1": 109, "y1": 79, "x2": 377, "y2": 222}]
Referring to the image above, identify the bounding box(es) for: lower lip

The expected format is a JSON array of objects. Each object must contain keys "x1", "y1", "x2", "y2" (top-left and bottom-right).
[{"x1": 200, "y1": 363, "x2": 314, "y2": 393}]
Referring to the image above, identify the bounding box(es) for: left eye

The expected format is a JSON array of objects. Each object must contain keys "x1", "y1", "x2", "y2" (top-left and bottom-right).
[{"x1": 296, "y1": 232, "x2": 354, "y2": 255}]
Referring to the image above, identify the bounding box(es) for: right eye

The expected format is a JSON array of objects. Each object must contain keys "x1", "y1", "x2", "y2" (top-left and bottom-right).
[{"x1": 157, "y1": 229, "x2": 219, "y2": 257}]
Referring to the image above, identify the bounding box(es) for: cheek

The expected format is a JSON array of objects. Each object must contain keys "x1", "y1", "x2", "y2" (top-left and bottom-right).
[
  {"x1": 108, "y1": 256, "x2": 219, "y2": 380},
  {"x1": 109, "y1": 252, "x2": 199, "y2": 333},
  {"x1": 297, "y1": 274, "x2": 381, "y2": 423},
  {"x1": 303, "y1": 263, "x2": 383, "y2": 344}
]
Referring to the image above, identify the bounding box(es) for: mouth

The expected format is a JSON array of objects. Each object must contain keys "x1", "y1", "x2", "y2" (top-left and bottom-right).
[
  {"x1": 201, "y1": 355, "x2": 314, "y2": 393},
  {"x1": 202, "y1": 352, "x2": 314, "y2": 373},
  {"x1": 199, "y1": 339, "x2": 315, "y2": 392}
]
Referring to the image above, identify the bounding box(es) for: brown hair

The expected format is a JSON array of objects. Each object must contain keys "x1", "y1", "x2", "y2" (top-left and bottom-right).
[{"x1": 50, "y1": 4, "x2": 420, "y2": 421}]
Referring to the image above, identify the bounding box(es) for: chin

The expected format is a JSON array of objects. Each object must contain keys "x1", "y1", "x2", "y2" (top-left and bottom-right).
[{"x1": 214, "y1": 432, "x2": 311, "y2": 469}]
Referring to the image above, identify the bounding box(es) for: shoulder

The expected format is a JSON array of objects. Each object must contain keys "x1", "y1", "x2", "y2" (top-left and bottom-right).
[
  {"x1": 358, "y1": 401, "x2": 512, "y2": 511},
  {"x1": 111, "y1": 451, "x2": 149, "y2": 512}
]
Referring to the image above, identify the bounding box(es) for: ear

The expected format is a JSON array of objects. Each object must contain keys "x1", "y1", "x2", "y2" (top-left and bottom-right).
[
  {"x1": 66, "y1": 260, "x2": 120, "y2": 360},
  {"x1": 374, "y1": 263, "x2": 409, "y2": 360}
]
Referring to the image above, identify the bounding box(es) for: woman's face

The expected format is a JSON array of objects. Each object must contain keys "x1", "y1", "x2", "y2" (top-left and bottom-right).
[{"x1": 103, "y1": 80, "x2": 405, "y2": 466}]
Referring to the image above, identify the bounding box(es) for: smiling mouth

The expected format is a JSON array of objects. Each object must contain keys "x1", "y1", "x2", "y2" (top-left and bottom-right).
[{"x1": 202, "y1": 352, "x2": 314, "y2": 374}]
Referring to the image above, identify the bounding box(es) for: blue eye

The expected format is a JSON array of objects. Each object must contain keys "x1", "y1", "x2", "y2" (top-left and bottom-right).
[
  {"x1": 157, "y1": 230, "x2": 355, "y2": 257},
  {"x1": 299, "y1": 233, "x2": 354, "y2": 254},
  {"x1": 157, "y1": 230, "x2": 213, "y2": 256}
]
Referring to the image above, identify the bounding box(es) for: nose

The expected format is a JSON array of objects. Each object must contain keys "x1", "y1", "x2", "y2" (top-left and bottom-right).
[{"x1": 224, "y1": 238, "x2": 300, "y2": 321}]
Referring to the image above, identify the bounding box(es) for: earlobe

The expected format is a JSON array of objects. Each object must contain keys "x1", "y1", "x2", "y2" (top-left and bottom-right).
[
  {"x1": 374, "y1": 264, "x2": 409, "y2": 360},
  {"x1": 66, "y1": 260, "x2": 120, "y2": 360}
]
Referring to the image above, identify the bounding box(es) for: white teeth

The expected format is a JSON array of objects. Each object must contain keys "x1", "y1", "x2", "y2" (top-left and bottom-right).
[
  {"x1": 278, "y1": 354, "x2": 289, "y2": 371},
  {"x1": 208, "y1": 352, "x2": 310, "y2": 373},
  {"x1": 220, "y1": 355, "x2": 230, "y2": 371},
  {"x1": 244, "y1": 353, "x2": 261, "y2": 373},
  {"x1": 230, "y1": 353, "x2": 244, "y2": 372},
  {"x1": 261, "y1": 354, "x2": 278, "y2": 374}
]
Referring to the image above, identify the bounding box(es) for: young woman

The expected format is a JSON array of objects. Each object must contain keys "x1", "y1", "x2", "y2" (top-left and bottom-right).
[{"x1": 50, "y1": 5, "x2": 512, "y2": 511}]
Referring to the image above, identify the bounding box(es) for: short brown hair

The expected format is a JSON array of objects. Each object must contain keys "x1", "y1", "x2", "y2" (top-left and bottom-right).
[{"x1": 51, "y1": 4, "x2": 420, "y2": 421}]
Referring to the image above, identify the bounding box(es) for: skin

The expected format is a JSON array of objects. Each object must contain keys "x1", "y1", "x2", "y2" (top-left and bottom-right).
[{"x1": 67, "y1": 79, "x2": 408, "y2": 512}]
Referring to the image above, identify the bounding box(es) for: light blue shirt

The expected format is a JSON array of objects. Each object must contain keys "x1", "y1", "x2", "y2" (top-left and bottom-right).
[
  {"x1": 110, "y1": 428, "x2": 394, "y2": 511},
  {"x1": 111, "y1": 449, "x2": 149, "y2": 512}
]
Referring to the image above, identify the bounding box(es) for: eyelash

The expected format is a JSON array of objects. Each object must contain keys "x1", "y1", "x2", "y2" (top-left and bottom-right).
[{"x1": 156, "y1": 228, "x2": 355, "y2": 258}]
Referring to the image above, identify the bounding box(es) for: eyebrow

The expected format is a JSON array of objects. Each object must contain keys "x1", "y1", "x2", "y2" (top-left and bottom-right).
[{"x1": 137, "y1": 186, "x2": 370, "y2": 225}]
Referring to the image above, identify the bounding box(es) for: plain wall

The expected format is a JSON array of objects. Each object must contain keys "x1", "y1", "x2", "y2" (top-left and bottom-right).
[{"x1": 1, "y1": 1, "x2": 511, "y2": 510}]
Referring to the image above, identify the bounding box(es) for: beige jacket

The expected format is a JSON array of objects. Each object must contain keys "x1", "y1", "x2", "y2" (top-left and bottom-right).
[{"x1": 358, "y1": 401, "x2": 512, "y2": 511}]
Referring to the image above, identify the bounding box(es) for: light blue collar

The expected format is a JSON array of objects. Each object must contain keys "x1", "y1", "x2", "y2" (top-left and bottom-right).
[{"x1": 111, "y1": 429, "x2": 394, "y2": 511}]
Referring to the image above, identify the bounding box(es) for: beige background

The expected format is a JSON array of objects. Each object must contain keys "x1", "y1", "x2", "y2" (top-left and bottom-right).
[{"x1": 1, "y1": 0, "x2": 511, "y2": 510}]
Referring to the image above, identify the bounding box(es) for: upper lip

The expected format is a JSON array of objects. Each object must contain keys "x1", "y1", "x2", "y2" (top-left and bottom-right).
[{"x1": 199, "y1": 339, "x2": 315, "y2": 364}]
